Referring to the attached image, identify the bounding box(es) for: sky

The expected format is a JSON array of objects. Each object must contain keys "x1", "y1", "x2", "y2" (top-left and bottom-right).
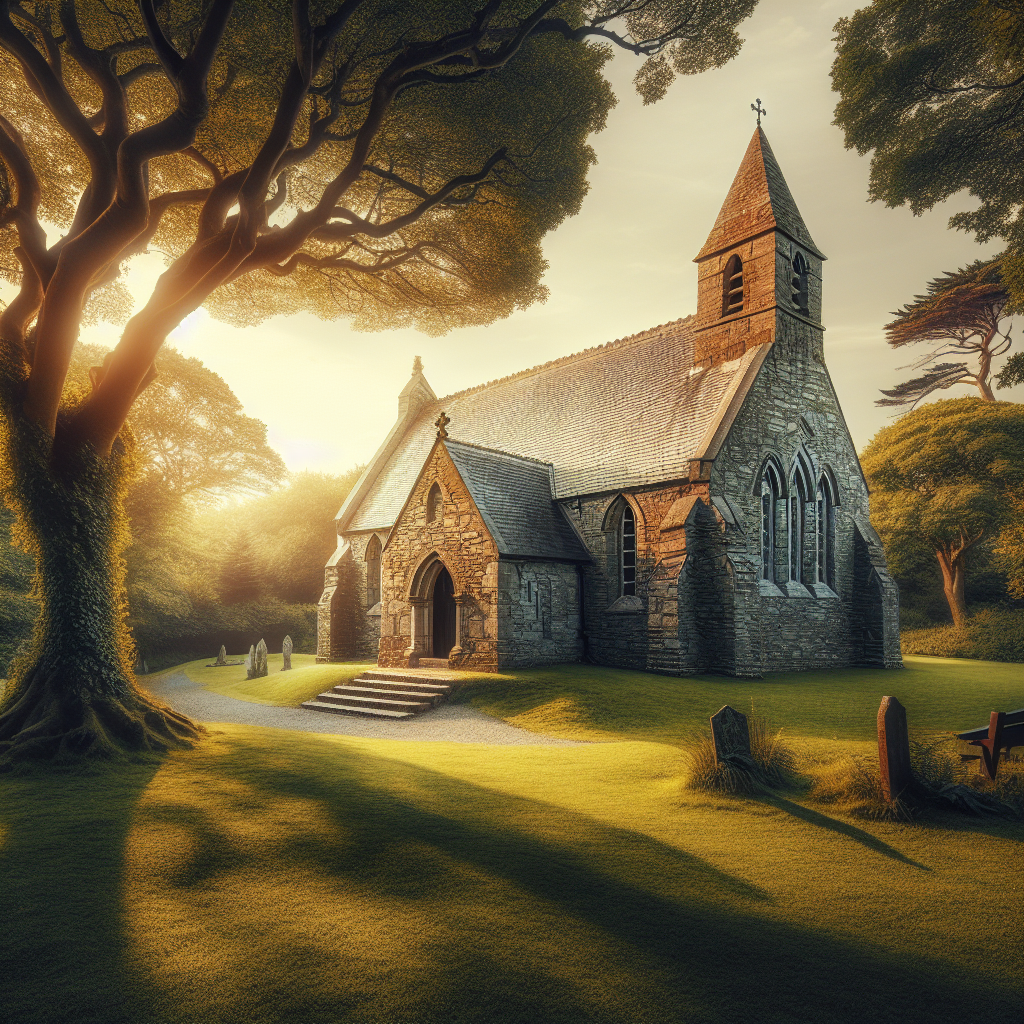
[{"x1": 47, "y1": 1, "x2": 1024, "y2": 475}]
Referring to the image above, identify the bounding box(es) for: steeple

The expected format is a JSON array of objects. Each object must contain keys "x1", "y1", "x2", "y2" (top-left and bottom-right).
[
  {"x1": 692, "y1": 129, "x2": 826, "y2": 368},
  {"x1": 398, "y1": 355, "x2": 436, "y2": 419}
]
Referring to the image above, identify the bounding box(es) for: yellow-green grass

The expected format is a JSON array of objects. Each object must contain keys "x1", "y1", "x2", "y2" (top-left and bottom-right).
[
  {"x1": 2, "y1": 724, "x2": 1020, "y2": 1024},
  {"x1": 451, "y1": 656, "x2": 1024, "y2": 751}
]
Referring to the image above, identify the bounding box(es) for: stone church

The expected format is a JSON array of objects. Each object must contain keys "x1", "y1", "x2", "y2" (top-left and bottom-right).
[{"x1": 317, "y1": 128, "x2": 902, "y2": 676}]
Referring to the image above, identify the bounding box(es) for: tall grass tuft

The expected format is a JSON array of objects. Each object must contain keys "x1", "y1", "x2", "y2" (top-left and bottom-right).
[
  {"x1": 806, "y1": 755, "x2": 914, "y2": 821},
  {"x1": 686, "y1": 716, "x2": 799, "y2": 795}
]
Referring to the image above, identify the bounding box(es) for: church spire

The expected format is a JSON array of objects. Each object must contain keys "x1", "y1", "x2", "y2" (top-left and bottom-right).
[{"x1": 695, "y1": 128, "x2": 824, "y2": 263}]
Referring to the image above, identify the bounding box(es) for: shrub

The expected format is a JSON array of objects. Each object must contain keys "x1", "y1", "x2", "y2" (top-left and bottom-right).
[
  {"x1": 686, "y1": 716, "x2": 799, "y2": 795},
  {"x1": 901, "y1": 607, "x2": 1024, "y2": 662}
]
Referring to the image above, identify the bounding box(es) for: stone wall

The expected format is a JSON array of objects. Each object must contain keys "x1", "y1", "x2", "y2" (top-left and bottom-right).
[
  {"x1": 316, "y1": 530, "x2": 383, "y2": 662},
  {"x1": 377, "y1": 442, "x2": 502, "y2": 671},
  {"x1": 497, "y1": 561, "x2": 582, "y2": 667},
  {"x1": 708, "y1": 311, "x2": 901, "y2": 673}
]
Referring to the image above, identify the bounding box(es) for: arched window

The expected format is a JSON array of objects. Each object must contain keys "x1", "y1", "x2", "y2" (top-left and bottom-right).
[
  {"x1": 791, "y1": 251, "x2": 808, "y2": 314},
  {"x1": 760, "y1": 461, "x2": 783, "y2": 582},
  {"x1": 426, "y1": 482, "x2": 443, "y2": 523},
  {"x1": 621, "y1": 503, "x2": 637, "y2": 596},
  {"x1": 722, "y1": 254, "x2": 744, "y2": 317},
  {"x1": 815, "y1": 473, "x2": 837, "y2": 589},
  {"x1": 789, "y1": 451, "x2": 814, "y2": 584},
  {"x1": 365, "y1": 535, "x2": 382, "y2": 607}
]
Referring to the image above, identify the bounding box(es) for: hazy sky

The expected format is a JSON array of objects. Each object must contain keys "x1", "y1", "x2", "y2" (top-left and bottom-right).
[{"x1": 44, "y1": 1, "x2": 1024, "y2": 474}]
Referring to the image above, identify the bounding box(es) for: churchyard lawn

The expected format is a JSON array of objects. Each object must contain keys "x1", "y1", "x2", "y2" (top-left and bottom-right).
[{"x1": 1, "y1": 657, "x2": 1020, "y2": 1023}]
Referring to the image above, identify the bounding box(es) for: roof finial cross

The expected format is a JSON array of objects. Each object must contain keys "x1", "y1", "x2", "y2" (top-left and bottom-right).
[
  {"x1": 751, "y1": 97, "x2": 767, "y2": 127},
  {"x1": 434, "y1": 410, "x2": 450, "y2": 439}
]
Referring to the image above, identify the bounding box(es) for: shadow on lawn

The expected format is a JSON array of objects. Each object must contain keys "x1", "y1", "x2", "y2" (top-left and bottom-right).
[{"x1": 2, "y1": 734, "x2": 1019, "y2": 1024}]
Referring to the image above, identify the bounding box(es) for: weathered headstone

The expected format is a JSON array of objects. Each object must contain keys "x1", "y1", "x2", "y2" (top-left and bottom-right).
[
  {"x1": 282, "y1": 635, "x2": 292, "y2": 671},
  {"x1": 245, "y1": 644, "x2": 256, "y2": 680},
  {"x1": 710, "y1": 705, "x2": 751, "y2": 763},
  {"x1": 877, "y1": 695, "x2": 913, "y2": 801},
  {"x1": 255, "y1": 638, "x2": 268, "y2": 678},
  {"x1": 216, "y1": 645, "x2": 227, "y2": 667}
]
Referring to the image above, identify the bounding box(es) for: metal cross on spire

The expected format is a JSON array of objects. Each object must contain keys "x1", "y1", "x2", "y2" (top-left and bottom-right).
[{"x1": 751, "y1": 98, "x2": 767, "y2": 126}]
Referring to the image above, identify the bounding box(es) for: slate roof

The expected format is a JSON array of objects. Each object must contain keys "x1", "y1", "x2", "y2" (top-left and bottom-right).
[
  {"x1": 443, "y1": 440, "x2": 590, "y2": 561},
  {"x1": 344, "y1": 317, "x2": 767, "y2": 532},
  {"x1": 695, "y1": 128, "x2": 823, "y2": 260}
]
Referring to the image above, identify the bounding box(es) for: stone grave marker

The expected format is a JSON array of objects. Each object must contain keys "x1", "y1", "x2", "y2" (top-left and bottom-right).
[
  {"x1": 216, "y1": 645, "x2": 227, "y2": 667},
  {"x1": 877, "y1": 695, "x2": 913, "y2": 801},
  {"x1": 245, "y1": 645, "x2": 256, "y2": 680},
  {"x1": 282, "y1": 635, "x2": 292, "y2": 671},
  {"x1": 255, "y1": 639, "x2": 268, "y2": 678},
  {"x1": 711, "y1": 705, "x2": 750, "y2": 763}
]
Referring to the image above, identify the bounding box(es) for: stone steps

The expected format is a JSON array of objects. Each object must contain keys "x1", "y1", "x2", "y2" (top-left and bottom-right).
[
  {"x1": 301, "y1": 669, "x2": 456, "y2": 721},
  {"x1": 416, "y1": 658, "x2": 450, "y2": 670}
]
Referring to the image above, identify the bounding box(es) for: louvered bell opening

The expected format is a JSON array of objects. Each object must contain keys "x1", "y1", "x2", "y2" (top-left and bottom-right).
[{"x1": 724, "y1": 269, "x2": 743, "y2": 315}]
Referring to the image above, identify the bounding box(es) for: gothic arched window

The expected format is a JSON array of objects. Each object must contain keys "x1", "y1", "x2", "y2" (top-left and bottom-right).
[
  {"x1": 365, "y1": 535, "x2": 382, "y2": 607},
  {"x1": 760, "y1": 460, "x2": 783, "y2": 582},
  {"x1": 722, "y1": 254, "x2": 744, "y2": 317},
  {"x1": 815, "y1": 473, "x2": 838, "y2": 589},
  {"x1": 789, "y1": 451, "x2": 814, "y2": 584},
  {"x1": 426, "y1": 482, "x2": 443, "y2": 523},
  {"x1": 791, "y1": 251, "x2": 809, "y2": 315},
  {"x1": 621, "y1": 503, "x2": 637, "y2": 596}
]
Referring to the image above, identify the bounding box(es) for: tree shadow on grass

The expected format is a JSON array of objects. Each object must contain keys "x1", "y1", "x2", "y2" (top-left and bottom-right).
[
  {"x1": 0, "y1": 760, "x2": 164, "y2": 1024},
  {"x1": 108, "y1": 731, "x2": 1022, "y2": 1024}
]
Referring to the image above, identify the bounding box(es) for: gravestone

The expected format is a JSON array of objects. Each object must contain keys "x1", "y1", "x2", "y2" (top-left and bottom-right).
[
  {"x1": 710, "y1": 705, "x2": 751, "y2": 763},
  {"x1": 282, "y1": 635, "x2": 292, "y2": 671},
  {"x1": 255, "y1": 639, "x2": 268, "y2": 678},
  {"x1": 216, "y1": 645, "x2": 227, "y2": 667},
  {"x1": 877, "y1": 695, "x2": 913, "y2": 801},
  {"x1": 245, "y1": 644, "x2": 256, "y2": 680}
]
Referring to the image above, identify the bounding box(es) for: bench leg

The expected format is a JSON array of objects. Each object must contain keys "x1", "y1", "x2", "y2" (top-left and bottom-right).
[{"x1": 979, "y1": 712, "x2": 1005, "y2": 782}]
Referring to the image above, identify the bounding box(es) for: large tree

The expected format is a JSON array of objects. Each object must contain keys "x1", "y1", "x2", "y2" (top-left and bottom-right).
[
  {"x1": 877, "y1": 256, "x2": 1013, "y2": 406},
  {"x1": 831, "y1": 1, "x2": 1024, "y2": 307},
  {"x1": 0, "y1": 0, "x2": 758, "y2": 764},
  {"x1": 860, "y1": 397, "x2": 1024, "y2": 627}
]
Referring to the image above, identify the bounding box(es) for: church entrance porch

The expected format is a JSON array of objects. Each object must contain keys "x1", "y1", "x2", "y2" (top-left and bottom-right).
[{"x1": 432, "y1": 567, "x2": 457, "y2": 658}]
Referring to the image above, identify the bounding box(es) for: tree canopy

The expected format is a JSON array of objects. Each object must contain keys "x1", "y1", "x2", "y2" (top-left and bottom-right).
[
  {"x1": 831, "y1": 1, "x2": 1024, "y2": 308},
  {"x1": 860, "y1": 397, "x2": 1024, "y2": 626},
  {"x1": 877, "y1": 256, "x2": 1013, "y2": 405}
]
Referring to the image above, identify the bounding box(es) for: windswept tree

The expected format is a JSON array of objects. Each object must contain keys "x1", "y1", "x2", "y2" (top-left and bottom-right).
[
  {"x1": 832, "y1": 1, "x2": 1024, "y2": 309},
  {"x1": 861, "y1": 397, "x2": 1024, "y2": 627},
  {"x1": 877, "y1": 257, "x2": 1013, "y2": 406},
  {"x1": 0, "y1": 0, "x2": 758, "y2": 764}
]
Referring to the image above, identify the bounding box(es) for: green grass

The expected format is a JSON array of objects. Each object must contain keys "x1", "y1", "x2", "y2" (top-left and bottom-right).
[
  {"x1": 2, "y1": 724, "x2": 1021, "y2": 1024},
  {"x1": 901, "y1": 608, "x2": 1024, "y2": 663}
]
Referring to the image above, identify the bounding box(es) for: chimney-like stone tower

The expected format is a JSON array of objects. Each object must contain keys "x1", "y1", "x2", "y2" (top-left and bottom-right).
[{"x1": 692, "y1": 128, "x2": 826, "y2": 368}]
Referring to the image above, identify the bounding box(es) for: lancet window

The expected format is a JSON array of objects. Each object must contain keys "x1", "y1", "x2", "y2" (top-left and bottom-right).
[
  {"x1": 621, "y1": 504, "x2": 637, "y2": 596},
  {"x1": 760, "y1": 460, "x2": 784, "y2": 582},
  {"x1": 814, "y1": 473, "x2": 837, "y2": 589},
  {"x1": 365, "y1": 535, "x2": 382, "y2": 607},
  {"x1": 791, "y1": 251, "x2": 809, "y2": 315},
  {"x1": 789, "y1": 451, "x2": 814, "y2": 584},
  {"x1": 722, "y1": 254, "x2": 744, "y2": 317},
  {"x1": 426, "y1": 482, "x2": 443, "y2": 523}
]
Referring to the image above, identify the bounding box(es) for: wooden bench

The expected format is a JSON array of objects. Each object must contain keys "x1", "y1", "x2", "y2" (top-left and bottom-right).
[{"x1": 957, "y1": 709, "x2": 1024, "y2": 781}]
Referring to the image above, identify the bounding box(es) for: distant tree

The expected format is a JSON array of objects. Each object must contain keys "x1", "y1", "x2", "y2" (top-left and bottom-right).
[
  {"x1": 877, "y1": 257, "x2": 1013, "y2": 406},
  {"x1": 219, "y1": 531, "x2": 264, "y2": 606},
  {"x1": 832, "y1": 1, "x2": 1024, "y2": 309},
  {"x1": 0, "y1": 0, "x2": 759, "y2": 765},
  {"x1": 994, "y1": 487, "x2": 1024, "y2": 599},
  {"x1": 861, "y1": 398, "x2": 1024, "y2": 627}
]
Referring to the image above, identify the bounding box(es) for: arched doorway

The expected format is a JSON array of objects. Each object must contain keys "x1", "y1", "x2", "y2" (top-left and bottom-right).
[{"x1": 431, "y1": 567, "x2": 457, "y2": 659}]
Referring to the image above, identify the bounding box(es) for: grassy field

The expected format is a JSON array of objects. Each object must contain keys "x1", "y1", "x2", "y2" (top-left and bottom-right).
[{"x1": 2, "y1": 657, "x2": 1022, "y2": 1023}]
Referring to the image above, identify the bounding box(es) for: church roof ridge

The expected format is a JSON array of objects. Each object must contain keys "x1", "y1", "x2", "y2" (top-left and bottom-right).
[
  {"x1": 435, "y1": 314, "x2": 696, "y2": 405},
  {"x1": 442, "y1": 436, "x2": 553, "y2": 468}
]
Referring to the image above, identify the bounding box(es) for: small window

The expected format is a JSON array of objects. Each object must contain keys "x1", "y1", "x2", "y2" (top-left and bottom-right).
[
  {"x1": 426, "y1": 482, "x2": 443, "y2": 523},
  {"x1": 365, "y1": 535, "x2": 382, "y2": 607},
  {"x1": 722, "y1": 254, "x2": 743, "y2": 317},
  {"x1": 760, "y1": 461, "x2": 783, "y2": 582},
  {"x1": 791, "y1": 252, "x2": 809, "y2": 314},
  {"x1": 622, "y1": 504, "x2": 637, "y2": 596}
]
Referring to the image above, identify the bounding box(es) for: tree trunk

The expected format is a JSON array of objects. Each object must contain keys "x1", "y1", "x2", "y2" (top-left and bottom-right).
[
  {"x1": 935, "y1": 547, "x2": 968, "y2": 628},
  {"x1": 0, "y1": 387, "x2": 202, "y2": 767}
]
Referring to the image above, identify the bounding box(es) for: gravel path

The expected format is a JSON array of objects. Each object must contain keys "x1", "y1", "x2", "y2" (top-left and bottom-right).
[{"x1": 149, "y1": 671, "x2": 582, "y2": 746}]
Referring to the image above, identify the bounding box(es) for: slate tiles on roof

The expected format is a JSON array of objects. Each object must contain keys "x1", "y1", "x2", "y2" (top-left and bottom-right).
[
  {"x1": 346, "y1": 315, "x2": 761, "y2": 532},
  {"x1": 444, "y1": 441, "x2": 590, "y2": 561}
]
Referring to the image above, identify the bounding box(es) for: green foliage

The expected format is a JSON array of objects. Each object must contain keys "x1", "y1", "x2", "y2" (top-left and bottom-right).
[
  {"x1": 996, "y1": 351, "x2": 1024, "y2": 389},
  {"x1": 901, "y1": 607, "x2": 1024, "y2": 662},
  {"x1": 218, "y1": 531, "x2": 265, "y2": 605},
  {"x1": 832, "y1": 0, "x2": 1024, "y2": 307}
]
